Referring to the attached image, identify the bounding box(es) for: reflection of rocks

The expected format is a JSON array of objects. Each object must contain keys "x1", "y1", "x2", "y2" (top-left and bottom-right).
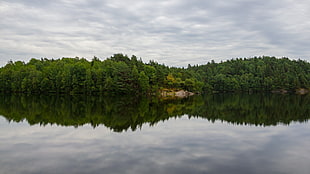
[
  {"x1": 161, "y1": 89, "x2": 195, "y2": 98},
  {"x1": 296, "y1": 88, "x2": 309, "y2": 95}
]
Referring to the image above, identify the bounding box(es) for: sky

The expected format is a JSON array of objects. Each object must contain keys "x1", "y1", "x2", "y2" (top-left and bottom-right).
[{"x1": 1, "y1": 0, "x2": 310, "y2": 67}]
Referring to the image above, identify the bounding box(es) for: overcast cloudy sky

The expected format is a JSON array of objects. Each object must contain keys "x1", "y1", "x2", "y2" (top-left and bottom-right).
[{"x1": 1, "y1": 0, "x2": 310, "y2": 67}]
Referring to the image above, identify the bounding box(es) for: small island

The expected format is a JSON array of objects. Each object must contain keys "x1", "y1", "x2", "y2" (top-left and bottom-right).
[{"x1": 0, "y1": 54, "x2": 309, "y2": 95}]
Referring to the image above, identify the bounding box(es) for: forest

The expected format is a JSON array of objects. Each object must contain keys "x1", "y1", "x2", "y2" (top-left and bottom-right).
[{"x1": 0, "y1": 54, "x2": 309, "y2": 95}]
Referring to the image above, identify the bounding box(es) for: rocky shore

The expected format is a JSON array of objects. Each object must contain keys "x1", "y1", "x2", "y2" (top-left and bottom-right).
[{"x1": 160, "y1": 89, "x2": 195, "y2": 98}]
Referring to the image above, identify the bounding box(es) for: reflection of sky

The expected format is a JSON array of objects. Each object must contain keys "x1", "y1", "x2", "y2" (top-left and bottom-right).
[{"x1": 0, "y1": 116, "x2": 309, "y2": 174}]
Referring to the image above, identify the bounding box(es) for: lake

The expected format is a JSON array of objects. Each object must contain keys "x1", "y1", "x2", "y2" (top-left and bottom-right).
[{"x1": 0, "y1": 94, "x2": 309, "y2": 174}]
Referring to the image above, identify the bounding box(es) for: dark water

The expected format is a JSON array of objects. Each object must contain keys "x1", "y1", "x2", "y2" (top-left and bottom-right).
[{"x1": 0, "y1": 94, "x2": 309, "y2": 174}]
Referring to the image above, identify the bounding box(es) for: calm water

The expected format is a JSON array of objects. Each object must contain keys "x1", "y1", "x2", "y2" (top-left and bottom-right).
[{"x1": 0, "y1": 94, "x2": 309, "y2": 174}]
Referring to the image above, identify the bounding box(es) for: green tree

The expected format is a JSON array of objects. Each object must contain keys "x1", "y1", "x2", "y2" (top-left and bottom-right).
[{"x1": 138, "y1": 71, "x2": 149, "y2": 93}]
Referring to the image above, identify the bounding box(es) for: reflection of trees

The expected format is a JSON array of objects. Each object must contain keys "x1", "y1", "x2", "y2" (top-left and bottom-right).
[
  {"x1": 0, "y1": 94, "x2": 309, "y2": 131},
  {"x1": 192, "y1": 94, "x2": 310, "y2": 126}
]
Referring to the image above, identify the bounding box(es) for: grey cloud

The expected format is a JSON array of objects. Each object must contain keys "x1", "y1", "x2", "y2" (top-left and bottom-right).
[{"x1": 0, "y1": 0, "x2": 309, "y2": 67}]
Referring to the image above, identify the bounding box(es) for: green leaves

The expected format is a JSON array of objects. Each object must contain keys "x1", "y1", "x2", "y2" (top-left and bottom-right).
[
  {"x1": 190, "y1": 56, "x2": 310, "y2": 92},
  {"x1": 0, "y1": 55, "x2": 309, "y2": 95}
]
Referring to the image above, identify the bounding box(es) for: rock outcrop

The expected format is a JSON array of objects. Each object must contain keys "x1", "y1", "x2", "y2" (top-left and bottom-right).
[
  {"x1": 296, "y1": 88, "x2": 309, "y2": 95},
  {"x1": 161, "y1": 89, "x2": 195, "y2": 98}
]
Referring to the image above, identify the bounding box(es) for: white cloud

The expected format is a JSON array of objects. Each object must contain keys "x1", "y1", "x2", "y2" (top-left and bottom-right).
[{"x1": 0, "y1": 0, "x2": 310, "y2": 67}]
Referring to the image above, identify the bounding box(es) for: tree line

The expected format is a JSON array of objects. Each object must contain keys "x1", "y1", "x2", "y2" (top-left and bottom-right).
[
  {"x1": 0, "y1": 54, "x2": 309, "y2": 94},
  {"x1": 189, "y1": 56, "x2": 310, "y2": 92}
]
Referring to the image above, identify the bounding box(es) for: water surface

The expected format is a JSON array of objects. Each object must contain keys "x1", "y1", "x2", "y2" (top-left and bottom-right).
[{"x1": 0, "y1": 94, "x2": 309, "y2": 174}]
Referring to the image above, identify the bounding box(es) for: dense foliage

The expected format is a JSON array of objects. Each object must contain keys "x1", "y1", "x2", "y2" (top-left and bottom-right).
[
  {"x1": 189, "y1": 56, "x2": 310, "y2": 92},
  {"x1": 0, "y1": 94, "x2": 309, "y2": 131},
  {"x1": 0, "y1": 54, "x2": 309, "y2": 94}
]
